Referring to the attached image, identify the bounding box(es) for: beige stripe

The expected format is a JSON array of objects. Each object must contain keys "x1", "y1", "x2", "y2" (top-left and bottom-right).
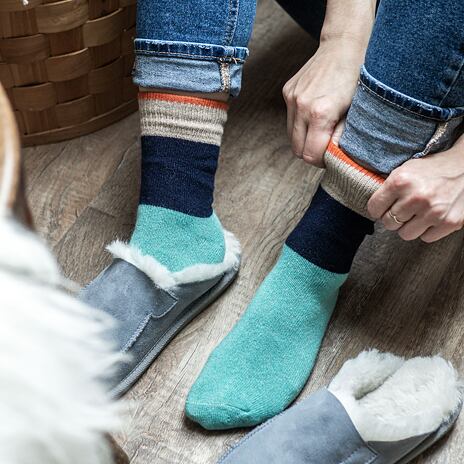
[
  {"x1": 321, "y1": 150, "x2": 383, "y2": 218},
  {"x1": 139, "y1": 97, "x2": 227, "y2": 146}
]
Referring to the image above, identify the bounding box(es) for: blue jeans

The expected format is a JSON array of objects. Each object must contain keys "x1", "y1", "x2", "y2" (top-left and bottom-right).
[{"x1": 134, "y1": 0, "x2": 464, "y2": 174}]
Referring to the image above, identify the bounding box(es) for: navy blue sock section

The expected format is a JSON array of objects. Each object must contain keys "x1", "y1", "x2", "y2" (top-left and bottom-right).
[
  {"x1": 286, "y1": 187, "x2": 374, "y2": 274},
  {"x1": 140, "y1": 135, "x2": 219, "y2": 217}
]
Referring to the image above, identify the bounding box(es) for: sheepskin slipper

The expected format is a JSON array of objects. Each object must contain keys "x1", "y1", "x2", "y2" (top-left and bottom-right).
[
  {"x1": 219, "y1": 350, "x2": 462, "y2": 464},
  {"x1": 81, "y1": 230, "x2": 241, "y2": 397}
]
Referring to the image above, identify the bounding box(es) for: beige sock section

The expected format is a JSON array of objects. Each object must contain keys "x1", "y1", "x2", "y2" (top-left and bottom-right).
[
  {"x1": 321, "y1": 141, "x2": 385, "y2": 218},
  {"x1": 138, "y1": 92, "x2": 228, "y2": 146}
]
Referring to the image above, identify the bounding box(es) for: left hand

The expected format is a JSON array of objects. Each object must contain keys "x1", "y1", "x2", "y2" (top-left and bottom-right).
[
  {"x1": 367, "y1": 133, "x2": 464, "y2": 243},
  {"x1": 282, "y1": 35, "x2": 367, "y2": 168}
]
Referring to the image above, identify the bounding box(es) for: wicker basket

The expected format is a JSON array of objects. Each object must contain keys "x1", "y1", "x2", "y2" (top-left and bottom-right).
[{"x1": 0, "y1": 0, "x2": 138, "y2": 146}]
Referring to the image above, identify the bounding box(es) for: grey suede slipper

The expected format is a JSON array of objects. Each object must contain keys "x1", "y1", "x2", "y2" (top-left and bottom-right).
[
  {"x1": 81, "y1": 230, "x2": 240, "y2": 398},
  {"x1": 219, "y1": 350, "x2": 462, "y2": 464}
]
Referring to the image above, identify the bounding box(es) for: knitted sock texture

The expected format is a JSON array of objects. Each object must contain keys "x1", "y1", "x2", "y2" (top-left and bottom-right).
[
  {"x1": 130, "y1": 92, "x2": 228, "y2": 272},
  {"x1": 321, "y1": 140, "x2": 385, "y2": 218},
  {"x1": 186, "y1": 187, "x2": 374, "y2": 430}
]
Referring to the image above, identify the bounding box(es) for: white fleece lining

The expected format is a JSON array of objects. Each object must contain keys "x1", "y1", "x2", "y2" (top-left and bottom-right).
[
  {"x1": 106, "y1": 229, "x2": 241, "y2": 290},
  {"x1": 328, "y1": 350, "x2": 462, "y2": 442}
]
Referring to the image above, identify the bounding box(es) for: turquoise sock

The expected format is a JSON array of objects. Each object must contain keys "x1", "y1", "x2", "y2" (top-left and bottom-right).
[
  {"x1": 185, "y1": 245, "x2": 346, "y2": 429},
  {"x1": 130, "y1": 206, "x2": 225, "y2": 272},
  {"x1": 131, "y1": 92, "x2": 229, "y2": 272},
  {"x1": 186, "y1": 187, "x2": 374, "y2": 429}
]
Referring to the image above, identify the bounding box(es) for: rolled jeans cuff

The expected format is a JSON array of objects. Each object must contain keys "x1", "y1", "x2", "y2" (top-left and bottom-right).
[
  {"x1": 340, "y1": 66, "x2": 464, "y2": 175},
  {"x1": 133, "y1": 39, "x2": 249, "y2": 97},
  {"x1": 360, "y1": 66, "x2": 464, "y2": 121}
]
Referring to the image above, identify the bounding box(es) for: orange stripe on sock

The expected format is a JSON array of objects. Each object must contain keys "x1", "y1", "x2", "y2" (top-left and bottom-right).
[
  {"x1": 326, "y1": 140, "x2": 385, "y2": 184},
  {"x1": 138, "y1": 92, "x2": 229, "y2": 110}
]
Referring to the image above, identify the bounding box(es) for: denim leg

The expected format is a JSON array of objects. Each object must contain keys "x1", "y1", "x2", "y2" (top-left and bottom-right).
[
  {"x1": 134, "y1": 0, "x2": 257, "y2": 96},
  {"x1": 340, "y1": 0, "x2": 464, "y2": 175}
]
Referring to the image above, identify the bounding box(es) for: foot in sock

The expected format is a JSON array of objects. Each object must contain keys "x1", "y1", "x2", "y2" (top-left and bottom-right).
[
  {"x1": 131, "y1": 92, "x2": 229, "y2": 272},
  {"x1": 185, "y1": 142, "x2": 384, "y2": 429}
]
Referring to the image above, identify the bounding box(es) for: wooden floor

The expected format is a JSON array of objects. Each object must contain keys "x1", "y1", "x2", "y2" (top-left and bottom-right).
[{"x1": 23, "y1": 1, "x2": 463, "y2": 462}]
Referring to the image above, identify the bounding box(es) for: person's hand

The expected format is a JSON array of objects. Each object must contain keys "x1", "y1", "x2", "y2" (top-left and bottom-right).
[
  {"x1": 368, "y1": 133, "x2": 464, "y2": 242},
  {"x1": 282, "y1": 35, "x2": 366, "y2": 168}
]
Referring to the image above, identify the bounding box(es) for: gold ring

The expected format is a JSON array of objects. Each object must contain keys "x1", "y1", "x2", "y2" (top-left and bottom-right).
[{"x1": 388, "y1": 209, "x2": 406, "y2": 225}]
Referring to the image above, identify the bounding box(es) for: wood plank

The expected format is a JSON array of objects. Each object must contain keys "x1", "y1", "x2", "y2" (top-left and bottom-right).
[
  {"x1": 23, "y1": 0, "x2": 464, "y2": 462},
  {"x1": 23, "y1": 111, "x2": 139, "y2": 245}
]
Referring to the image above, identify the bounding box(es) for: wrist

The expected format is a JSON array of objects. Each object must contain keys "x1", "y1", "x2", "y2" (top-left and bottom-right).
[
  {"x1": 320, "y1": 0, "x2": 376, "y2": 51},
  {"x1": 320, "y1": 30, "x2": 369, "y2": 48},
  {"x1": 317, "y1": 33, "x2": 369, "y2": 70},
  {"x1": 319, "y1": 32, "x2": 370, "y2": 61}
]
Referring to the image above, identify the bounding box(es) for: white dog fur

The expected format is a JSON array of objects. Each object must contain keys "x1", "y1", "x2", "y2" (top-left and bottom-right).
[
  {"x1": 107, "y1": 229, "x2": 241, "y2": 290},
  {"x1": 0, "y1": 217, "x2": 121, "y2": 464},
  {"x1": 329, "y1": 349, "x2": 462, "y2": 442}
]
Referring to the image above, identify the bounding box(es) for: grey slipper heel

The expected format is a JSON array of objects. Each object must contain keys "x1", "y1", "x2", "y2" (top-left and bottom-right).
[
  {"x1": 81, "y1": 230, "x2": 241, "y2": 398},
  {"x1": 219, "y1": 350, "x2": 462, "y2": 464}
]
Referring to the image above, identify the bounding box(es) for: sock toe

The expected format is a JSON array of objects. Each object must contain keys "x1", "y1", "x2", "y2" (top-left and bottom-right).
[{"x1": 185, "y1": 398, "x2": 253, "y2": 430}]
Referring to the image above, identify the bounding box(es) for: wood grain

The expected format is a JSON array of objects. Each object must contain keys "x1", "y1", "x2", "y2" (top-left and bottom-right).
[
  {"x1": 0, "y1": 33, "x2": 49, "y2": 63},
  {"x1": 23, "y1": 0, "x2": 464, "y2": 463},
  {"x1": 12, "y1": 81, "x2": 56, "y2": 111},
  {"x1": 35, "y1": 0, "x2": 89, "y2": 34}
]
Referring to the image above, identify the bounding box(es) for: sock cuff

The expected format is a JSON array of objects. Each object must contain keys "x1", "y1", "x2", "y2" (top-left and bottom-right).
[
  {"x1": 138, "y1": 92, "x2": 228, "y2": 146},
  {"x1": 321, "y1": 141, "x2": 385, "y2": 218}
]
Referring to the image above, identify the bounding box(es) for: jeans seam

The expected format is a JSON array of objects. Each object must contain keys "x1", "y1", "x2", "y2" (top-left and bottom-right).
[
  {"x1": 358, "y1": 79, "x2": 462, "y2": 122},
  {"x1": 438, "y1": 56, "x2": 464, "y2": 107},
  {"x1": 219, "y1": 61, "x2": 231, "y2": 93},
  {"x1": 414, "y1": 121, "x2": 449, "y2": 158},
  {"x1": 135, "y1": 49, "x2": 246, "y2": 63},
  {"x1": 224, "y1": 0, "x2": 240, "y2": 46}
]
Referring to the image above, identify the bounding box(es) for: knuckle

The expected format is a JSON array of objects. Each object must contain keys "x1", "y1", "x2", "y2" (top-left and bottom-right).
[
  {"x1": 282, "y1": 84, "x2": 292, "y2": 101},
  {"x1": 295, "y1": 96, "x2": 310, "y2": 112},
  {"x1": 308, "y1": 100, "x2": 332, "y2": 121},
  {"x1": 409, "y1": 191, "x2": 432, "y2": 209},
  {"x1": 388, "y1": 170, "x2": 412, "y2": 190},
  {"x1": 444, "y1": 214, "x2": 463, "y2": 230},
  {"x1": 428, "y1": 204, "x2": 447, "y2": 220}
]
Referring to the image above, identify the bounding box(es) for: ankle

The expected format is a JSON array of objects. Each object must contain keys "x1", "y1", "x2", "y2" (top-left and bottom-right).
[{"x1": 130, "y1": 207, "x2": 225, "y2": 272}]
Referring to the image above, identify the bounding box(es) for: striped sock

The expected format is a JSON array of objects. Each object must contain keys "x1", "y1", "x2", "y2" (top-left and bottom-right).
[
  {"x1": 130, "y1": 92, "x2": 228, "y2": 272},
  {"x1": 186, "y1": 141, "x2": 383, "y2": 430}
]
